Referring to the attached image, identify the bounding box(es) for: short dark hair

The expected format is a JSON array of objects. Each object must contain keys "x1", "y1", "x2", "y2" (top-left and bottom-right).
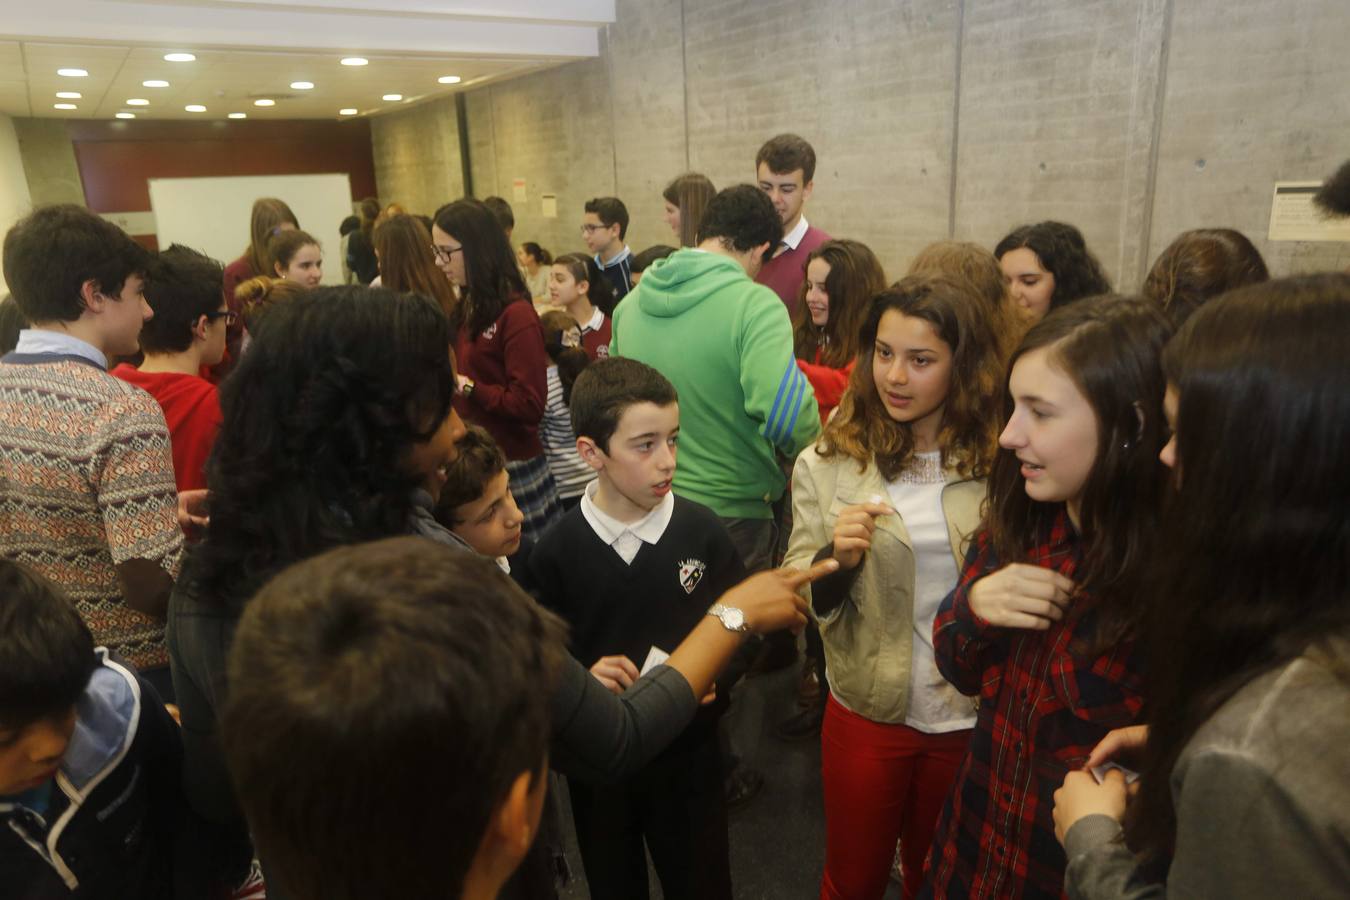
[
  {"x1": 483, "y1": 196, "x2": 515, "y2": 232},
  {"x1": 138, "y1": 245, "x2": 227, "y2": 354},
  {"x1": 222, "y1": 537, "x2": 566, "y2": 900},
  {"x1": 434, "y1": 425, "x2": 506, "y2": 526},
  {"x1": 570, "y1": 357, "x2": 677, "y2": 454},
  {"x1": 584, "y1": 197, "x2": 629, "y2": 241},
  {"x1": 1313, "y1": 160, "x2": 1350, "y2": 217},
  {"x1": 756, "y1": 133, "x2": 817, "y2": 183},
  {"x1": 994, "y1": 221, "x2": 1111, "y2": 312},
  {"x1": 0, "y1": 293, "x2": 29, "y2": 355},
  {"x1": 631, "y1": 245, "x2": 677, "y2": 274},
  {"x1": 2, "y1": 204, "x2": 150, "y2": 323},
  {"x1": 697, "y1": 184, "x2": 782, "y2": 256},
  {"x1": 0, "y1": 560, "x2": 96, "y2": 731}
]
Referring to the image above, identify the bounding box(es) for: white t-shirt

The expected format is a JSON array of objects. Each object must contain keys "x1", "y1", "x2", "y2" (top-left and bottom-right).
[{"x1": 885, "y1": 451, "x2": 977, "y2": 734}]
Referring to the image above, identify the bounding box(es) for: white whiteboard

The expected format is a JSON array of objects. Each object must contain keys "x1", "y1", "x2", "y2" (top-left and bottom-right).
[{"x1": 148, "y1": 173, "x2": 354, "y2": 285}]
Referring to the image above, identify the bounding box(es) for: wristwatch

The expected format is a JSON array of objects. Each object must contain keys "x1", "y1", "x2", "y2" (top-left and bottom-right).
[{"x1": 706, "y1": 603, "x2": 749, "y2": 633}]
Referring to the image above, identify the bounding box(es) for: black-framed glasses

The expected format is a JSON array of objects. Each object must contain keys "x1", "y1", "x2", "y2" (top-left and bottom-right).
[
  {"x1": 205, "y1": 310, "x2": 238, "y2": 325},
  {"x1": 432, "y1": 243, "x2": 464, "y2": 264},
  {"x1": 580, "y1": 224, "x2": 607, "y2": 235}
]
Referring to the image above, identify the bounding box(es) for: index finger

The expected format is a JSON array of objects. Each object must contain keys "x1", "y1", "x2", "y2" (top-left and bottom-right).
[
  {"x1": 1019, "y1": 564, "x2": 1077, "y2": 596},
  {"x1": 780, "y1": 557, "x2": 841, "y2": 588},
  {"x1": 614, "y1": 656, "x2": 639, "y2": 680}
]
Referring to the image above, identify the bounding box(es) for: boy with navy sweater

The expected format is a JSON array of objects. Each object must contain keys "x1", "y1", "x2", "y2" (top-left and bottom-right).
[{"x1": 530, "y1": 357, "x2": 744, "y2": 900}]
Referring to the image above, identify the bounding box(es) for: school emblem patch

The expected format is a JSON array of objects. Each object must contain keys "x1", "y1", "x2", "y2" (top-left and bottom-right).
[{"x1": 678, "y1": 558, "x2": 706, "y2": 594}]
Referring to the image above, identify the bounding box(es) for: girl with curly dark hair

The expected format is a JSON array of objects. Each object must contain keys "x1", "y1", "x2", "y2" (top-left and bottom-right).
[{"x1": 995, "y1": 221, "x2": 1111, "y2": 323}]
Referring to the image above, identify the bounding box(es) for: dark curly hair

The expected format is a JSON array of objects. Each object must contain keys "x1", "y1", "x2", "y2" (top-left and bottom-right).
[
  {"x1": 1313, "y1": 160, "x2": 1350, "y2": 216},
  {"x1": 697, "y1": 184, "x2": 781, "y2": 258},
  {"x1": 193, "y1": 286, "x2": 456, "y2": 605},
  {"x1": 995, "y1": 221, "x2": 1111, "y2": 312}
]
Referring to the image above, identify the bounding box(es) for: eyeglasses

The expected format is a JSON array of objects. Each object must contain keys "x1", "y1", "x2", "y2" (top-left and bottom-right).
[
  {"x1": 580, "y1": 224, "x2": 608, "y2": 235},
  {"x1": 432, "y1": 243, "x2": 464, "y2": 264},
  {"x1": 205, "y1": 310, "x2": 239, "y2": 325}
]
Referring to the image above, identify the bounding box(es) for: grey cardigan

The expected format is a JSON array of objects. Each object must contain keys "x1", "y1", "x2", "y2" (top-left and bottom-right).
[{"x1": 1063, "y1": 640, "x2": 1350, "y2": 899}]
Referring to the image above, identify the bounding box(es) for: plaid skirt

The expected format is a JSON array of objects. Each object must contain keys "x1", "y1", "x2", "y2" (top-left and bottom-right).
[{"x1": 506, "y1": 453, "x2": 563, "y2": 543}]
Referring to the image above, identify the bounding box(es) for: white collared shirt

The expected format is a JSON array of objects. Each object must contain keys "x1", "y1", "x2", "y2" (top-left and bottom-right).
[
  {"x1": 12, "y1": 329, "x2": 108, "y2": 369},
  {"x1": 596, "y1": 245, "x2": 632, "y2": 268},
  {"x1": 579, "y1": 479, "x2": 675, "y2": 565},
  {"x1": 582, "y1": 306, "x2": 605, "y2": 334},
  {"x1": 781, "y1": 215, "x2": 810, "y2": 251}
]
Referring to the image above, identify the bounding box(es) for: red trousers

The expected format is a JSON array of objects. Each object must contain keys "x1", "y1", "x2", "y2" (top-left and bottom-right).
[{"x1": 820, "y1": 694, "x2": 971, "y2": 900}]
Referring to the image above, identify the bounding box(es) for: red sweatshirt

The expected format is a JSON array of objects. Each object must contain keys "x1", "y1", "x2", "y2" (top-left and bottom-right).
[
  {"x1": 454, "y1": 296, "x2": 548, "y2": 460},
  {"x1": 797, "y1": 347, "x2": 853, "y2": 425},
  {"x1": 110, "y1": 365, "x2": 222, "y2": 491}
]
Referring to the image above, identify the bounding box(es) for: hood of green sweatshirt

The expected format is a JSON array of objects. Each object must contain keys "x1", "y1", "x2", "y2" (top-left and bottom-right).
[{"x1": 632, "y1": 248, "x2": 751, "y2": 318}]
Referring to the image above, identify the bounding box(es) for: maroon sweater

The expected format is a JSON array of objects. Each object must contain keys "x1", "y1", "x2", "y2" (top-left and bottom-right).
[
  {"x1": 454, "y1": 296, "x2": 548, "y2": 460},
  {"x1": 755, "y1": 224, "x2": 831, "y2": 315}
]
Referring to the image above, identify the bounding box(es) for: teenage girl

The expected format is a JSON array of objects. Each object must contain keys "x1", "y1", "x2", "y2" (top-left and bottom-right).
[
  {"x1": 538, "y1": 310, "x2": 596, "y2": 509},
  {"x1": 1139, "y1": 228, "x2": 1269, "y2": 325},
  {"x1": 994, "y1": 221, "x2": 1110, "y2": 323},
  {"x1": 433, "y1": 198, "x2": 561, "y2": 543},
  {"x1": 921, "y1": 296, "x2": 1173, "y2": 900},
  {"x1": 793, "y1": 239, "x2": 886, "y2": 424},
  {"x1": 519, "y1": 242, "x2": 553, "y2": 304},
  {"x1": 548, "y1": 253, "x2": 616, "y2": 360},
  {"x1": 373, "y1": 214, "x2": 458, "y2": 319},
  {"x1": 784, "y1": 275, "x2": 1005, "y2": 900},
  {"x1": 267, "y1": 230, "x2": 323, "y2": 289},
  {"x1": 1052, "y1": 274, "x2": 1350, "y2": 898},
  {"x1": 218, "y1": 197, "x2": 296, "y2": 377},
  {"x1": 662, "y1": 172, "x2": 717, "y2": 248}
]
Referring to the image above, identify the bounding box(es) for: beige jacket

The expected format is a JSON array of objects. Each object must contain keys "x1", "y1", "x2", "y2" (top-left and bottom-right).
[{"x1": 784, "y1": 446, "x2": 984, "y2": 724}]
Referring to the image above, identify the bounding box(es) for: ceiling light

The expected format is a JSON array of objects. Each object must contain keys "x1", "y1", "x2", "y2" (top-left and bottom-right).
[
  {"x1": 341, "y1": 57, "x2": 368, "y2": 67},
  {"x1": 164, "y1": 53, "x2": 196, "y2": 62},
  {"x1": 54, "y1": 103, "x2": 77, "y2": 110},
  {"x1": 116, "y1": 112, "x2": 136, "y2": 119},
  {"x1": 228, "y1": 112, "x2": 247, "y2": 119},
  {"x1": 382, "y1": 93, "x2": 402, "y2": 101},
  {"x1": 57, "y1": 68, "x2": 88, "y2": 77},
  {"x1": 56, "y1": 91, "x2": 82, "y2": 99},
  {"x1": 254, "y1": 99, "x2": 275, "y2": 107},
  {"x1": 339, "y1": 108, "x2": 358, "y2": 115},
  {"x1": 126, "y1": 98, "x2": 149, "y2": 106},
  {"x1": 438, "y1": 75, "x2": 461, "y2": 85},
  {"x1": 185, "y1": 104, "x2": 206, "y2": 112},
  {"x1": 143, "y1": 80, "x2": 169, "y2": 88},
  {"x1": 290, "y1": 81, "x2": 314, "y2": 90}
]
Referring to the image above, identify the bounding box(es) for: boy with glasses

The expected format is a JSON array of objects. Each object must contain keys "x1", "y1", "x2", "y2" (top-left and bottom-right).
[{"x1": 582, "y1": 197, "x2": 633, "y2": 302}]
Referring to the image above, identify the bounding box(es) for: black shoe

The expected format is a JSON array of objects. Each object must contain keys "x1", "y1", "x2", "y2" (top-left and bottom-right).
[
  {"x1": 724, "y1": 766, "x2": 764, "y2": 809},
  {"x1": 774, "y1": 705, "x2": 824, "y2": 742}
]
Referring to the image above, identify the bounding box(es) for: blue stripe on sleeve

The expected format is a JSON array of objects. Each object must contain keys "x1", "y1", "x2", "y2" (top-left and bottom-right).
[
  {"x1": 765, "y1": 355, "x2": 795, "y2": 441},
  {"x1": 776, "y1": 367, "x2": 807, "y2": 447}
]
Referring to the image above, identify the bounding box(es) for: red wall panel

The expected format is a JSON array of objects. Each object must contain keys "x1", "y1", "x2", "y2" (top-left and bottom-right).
[{"x1": 68, "y1": 119, "x2": 377, "y2": 214}]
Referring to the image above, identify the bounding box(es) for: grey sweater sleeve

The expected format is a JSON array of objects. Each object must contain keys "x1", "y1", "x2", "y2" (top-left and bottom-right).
[
  {"x1": 548, "y1": 656, "x2": 699, "y2": 784},
  {"x1": 1065, "y1": 747, "x2": 1349, "y2": 900}
]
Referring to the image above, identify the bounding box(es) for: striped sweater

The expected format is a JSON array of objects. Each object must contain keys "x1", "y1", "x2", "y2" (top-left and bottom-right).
[
  {"x1": 541, "y1": 366, "x2": 595, "y2": 501},
  {"x1": 0, "y1": 355, "x2": 184, "y2": 669}
]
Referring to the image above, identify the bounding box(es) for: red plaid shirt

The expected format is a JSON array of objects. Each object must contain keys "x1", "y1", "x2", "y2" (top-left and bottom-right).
[{"x1": 921, "y1": 510, "x2": 1145, "y2": 899}]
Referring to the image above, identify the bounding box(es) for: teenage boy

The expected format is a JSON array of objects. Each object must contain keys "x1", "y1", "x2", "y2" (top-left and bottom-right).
[
  {"x1": 0, "y1": 559, "x2": 196, "y2": 899},
  {"x1": 582, "y1": 197, "x2": 633, "y2": 301},
  {"x1": 221, "y1": 538, "x2": 564, "y2": 900},
  {"x1": 112, "y1": 245, "x2": 228, "y2": 492},
  {"x1": 530, "y1": 357, "x2": 746, "y2": 900},
  {"x1": 754, "y1": 133, "x2": 832, "y2": 313},
  {"x1": 0, "y1": 205, "x2": 183, "y2": 691},
  {"x1": 610, "y1": 185, "x2": 819, "y2": 574},
  {"x1": 434, "y1": 424, "x2": 533, "y2": 592}
]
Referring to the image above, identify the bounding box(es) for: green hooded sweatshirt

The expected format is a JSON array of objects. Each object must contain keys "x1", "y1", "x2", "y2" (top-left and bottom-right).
[{"x1": 610, "y1": 249, "x2": 820, "y2": 519}]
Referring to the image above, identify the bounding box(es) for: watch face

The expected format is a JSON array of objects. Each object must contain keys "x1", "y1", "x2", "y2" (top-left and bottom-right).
[{"x1": 724, "y1": 608, "x2": 745, "y2": 631}]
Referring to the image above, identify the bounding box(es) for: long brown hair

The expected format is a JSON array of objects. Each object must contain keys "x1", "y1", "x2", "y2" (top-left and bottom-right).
[
  {"x1": 244, "y1": 198, "x2": 298, "y2": 276},
  {"x1": 1141, "y1": 228, "x2": 1269, "y2": 325},
  {"x1": 792, "y1": 239, "x2": 886, "y2": 370},
  {"x1": 983, "y1": 296, "x2": 1172, "y2": 646},
  {"x1": 908, "y1": 240, "x2": 1021, "y2": 359},
  {"x1": 374, "y1": 214, "x2": 457, "y2": 319},
  {"x1": 662, "y1": 173, "x2": 716, "y2": 248},
  {"x1": 819, "y1": 274, "x2": 1004, "y2": 481}
]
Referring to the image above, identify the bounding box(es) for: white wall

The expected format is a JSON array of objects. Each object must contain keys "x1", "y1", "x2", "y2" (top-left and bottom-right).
[{"x1": 0, "y1": 115, "x2": 34, "y2": 295}]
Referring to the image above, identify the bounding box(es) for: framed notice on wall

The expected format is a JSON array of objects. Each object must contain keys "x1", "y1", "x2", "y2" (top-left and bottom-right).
[{"x1": 1268, "y1": 182, "x2": 1350, "y2": 242}]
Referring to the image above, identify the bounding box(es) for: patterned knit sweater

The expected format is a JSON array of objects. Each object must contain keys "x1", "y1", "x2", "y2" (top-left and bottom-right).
[{"x1": 0, "y1": 355, "x2": 183, "y2": 668}]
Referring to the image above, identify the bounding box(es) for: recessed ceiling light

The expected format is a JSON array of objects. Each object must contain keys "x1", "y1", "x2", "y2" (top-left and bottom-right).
[
  {"x1": 126, "y1": 98, "x2": 149, "y2": 106},
  {"x1": 228, "y1": 112, "x2": 247, "y2": 119},
  {"x1": 164, "y1": 53, "x2": 196, "y2": 62},
  {"x1": 339, "y1": 108, "x2": 358, "y2": 115},
  {"x1": 340, "y1": 57, "x2": 368, "y2": 67},
  {"x1": 57, "y1": 68, "x2": 88, "y2": 77},
  {"x1": 382, "y1": 93, "x2": 402, "y2": 101},
  {"x1": 143, "y1": 80, "x2": 169, "y2": 88},
  {"x1": 438, "y1": 75, "x2": 461, "y2": 85},
  {"x1": 56, "y1": 91, "x2": 82, "y2": 99},
  {"x1": 54, "y1": 103, "x2": 77, "y2": 110},
  {"x1": 290, "y1": 81, "x2": 314, "y2": 90},
  {"x1": 115, "y1": 112, "x2": 136, "y2": 119},
  {"x1": 185, "y1": 104, "x2": 206, "y2": 112},
  {"x1": 254, "y1": 99, "x2": 276, "y2": 107}
]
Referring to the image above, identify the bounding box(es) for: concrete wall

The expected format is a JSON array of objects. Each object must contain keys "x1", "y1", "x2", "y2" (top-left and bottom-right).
[
  {"x1": 0, "y1": 115, "x2": 35, "y2": 295},
  {"x1": 369, "y1": 0, "x2": 1350, "y2": 285},
  {"x1": 370, "y1": 96, "x2": 465, "y2": 216},
  {"x1": 11, "y1": 117, "x2": 85, "y2": 210}
]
